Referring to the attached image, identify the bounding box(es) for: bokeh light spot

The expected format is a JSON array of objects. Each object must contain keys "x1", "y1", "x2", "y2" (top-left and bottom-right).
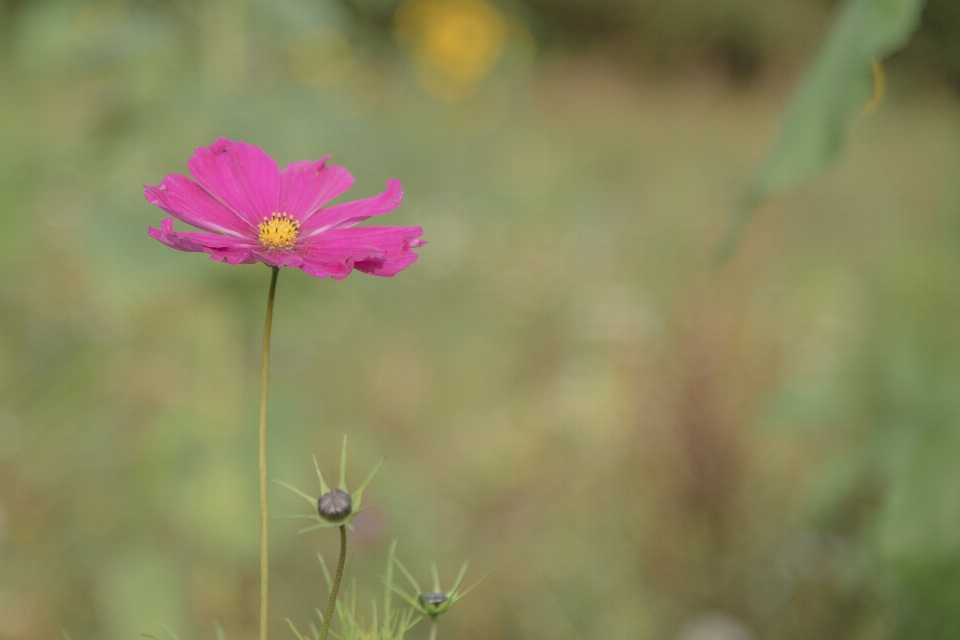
[{"x1": 394, "y1": 0, "x2": 507, "y2": 100}]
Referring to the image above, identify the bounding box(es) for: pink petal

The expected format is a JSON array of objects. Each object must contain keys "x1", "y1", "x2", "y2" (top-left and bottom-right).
[
  {"x1": 148, "y1": 218, "x2": 260, "y2": 265},
  {"x1": 299, "y1": 179, "x2": 404, "y2": 237},
  {"x1": 187, "y1": 138, "x2": 281, "y2": 227},
  {"x1": 145, "y1": 174, "x2": 256, "y2": 238},
  {"x1": 250, "y1": 249, "x2": 306, "y2": 270},
  {"x1": 294, "y1": 257, "x2": 355, "y2": 280},
  {"x1": 297, "y1": 226, "x2": 425, "y2": 279},
  {"x1": 279, "y1": 158, "x2": 356, "y2": 223}
]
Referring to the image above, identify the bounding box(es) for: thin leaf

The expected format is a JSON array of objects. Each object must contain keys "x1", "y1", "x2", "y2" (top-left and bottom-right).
[
  {"x1": 298, "y1": 521, "x2": 334, "y2": 534},
  {"x1": 351, "y1": 501, "x2": 384, "y2": 521},
  {"x1": 448, "y1": 561, "x2": 469, "y2": 597},
  {"x1": 275, "y1": 513, "x2": 322, "y2": 521},
  {"x1": 392, "y1": 556, "x2": 422, "y2": 596},
  {"x1": 318, "y1": 552, "x2": 333, "y2": 586},
  {"x1": 313, "y1": 452, "x2": 331, "y2": 495},
  {"x1": 287, "y1": 619, "x2": 309, "y2": 640},
  {"x1": 159, "y1": 624, "x2": 182, "y2": 640},
  {"x1": 382, "y1": 574, "x2": 422, "y2": 610},
  {"x1": 404, "y1": 615, "x2": 424, "y2": 633},
  {"x1": 386, "y1": 584, "x2": 423, "y2": 611},
  {"x1": 716, "y1": 0, "x2": 924, "y2": 261},
  {"x1": 353, "y1": 456, "x2": 385, "y2": 505},
  {"x1": 345, "y1": 548, "x2": 357, "y2": 598},
  {"x1": 271, "y1": 478, "x2": 318, "y2": 507},
  {"x1": 212, "y1": 620, "x2": 226, "y2": 640},
  {"x1": 430, "y1": 562, "x2": 441, "y2": 594},
  {"x1": 339, "y1": 434, "x2": 348, "y2": 491},
  {"x1": 384, "y1": 539, "x2": 398, "y2": 615},
  {"x1": 451, "y1": 570, "x2": 492, "y2": 603}
]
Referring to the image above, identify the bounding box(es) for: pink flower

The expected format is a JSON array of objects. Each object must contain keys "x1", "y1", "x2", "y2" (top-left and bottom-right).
[{"x1": 146, "y1": 138, "x2": 425, "y2": 279}]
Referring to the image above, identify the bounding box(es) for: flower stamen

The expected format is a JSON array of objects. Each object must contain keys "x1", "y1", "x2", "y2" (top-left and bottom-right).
[{"x1": 258, "y1": 212, "x2": 300, "y2": 249}]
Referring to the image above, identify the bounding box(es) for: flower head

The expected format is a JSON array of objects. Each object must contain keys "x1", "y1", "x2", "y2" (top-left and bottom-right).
[
  {"x1": 146, "y1": 138, "x2": 425, "y2": 279},
  {"x1": 273, "y1": 435, "x2": 384, "y2": 532}
]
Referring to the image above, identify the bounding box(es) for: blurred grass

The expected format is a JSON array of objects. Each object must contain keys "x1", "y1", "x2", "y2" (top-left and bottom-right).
[{"x1": 2, "y1": 1, "x2": 960, "y2": 639}]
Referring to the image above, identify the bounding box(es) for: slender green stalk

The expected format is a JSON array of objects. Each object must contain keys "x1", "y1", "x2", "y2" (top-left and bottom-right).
[
  {"x1": 428, "y1": 618, "x2": 438, "y2": 640},
  {"x1": 259, "y1": 265, "x2": 280, "y2": 640},
  {"x1": 320, "y1": 526, "x2": 348, "y2": 640}
]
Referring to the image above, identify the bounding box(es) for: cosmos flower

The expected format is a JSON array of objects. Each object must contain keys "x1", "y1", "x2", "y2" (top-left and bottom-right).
[{"x1": 146, "y1": 138, "x2": 424, "y2": 279}]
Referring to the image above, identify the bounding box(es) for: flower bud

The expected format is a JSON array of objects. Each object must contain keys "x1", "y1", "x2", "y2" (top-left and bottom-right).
[
  {"x1": 418, "y1": 592, "x2": 448, "y2": 606},
  {"x1": 318, "y1": 489, "x2": 352, "y2": 522}
]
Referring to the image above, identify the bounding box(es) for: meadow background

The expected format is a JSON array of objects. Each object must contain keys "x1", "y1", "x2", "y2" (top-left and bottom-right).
[{"x1": 3, "y1": 0, "x2": 960, "y2": 638}]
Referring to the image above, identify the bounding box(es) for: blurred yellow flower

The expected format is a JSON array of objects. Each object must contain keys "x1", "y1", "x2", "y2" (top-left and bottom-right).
[{"x1": 394, "y1": 0, "x2": 507, "y2": 99}]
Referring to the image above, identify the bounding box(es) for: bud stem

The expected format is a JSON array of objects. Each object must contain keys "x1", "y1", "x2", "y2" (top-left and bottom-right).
[
  {"x1": 428, "y1": 617, "x2": 438, "y2": 640},
  {"x1": 259, "y1": 265, "x2": 280, "y2": 640},
  {"x1": 319, "y1": 525, "x2": 348, "y2": 640}
]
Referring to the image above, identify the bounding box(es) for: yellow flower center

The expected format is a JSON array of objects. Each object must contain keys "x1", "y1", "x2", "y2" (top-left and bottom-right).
[{"x1": 258, "y1": 212, "x2": 300, "y2": 249}]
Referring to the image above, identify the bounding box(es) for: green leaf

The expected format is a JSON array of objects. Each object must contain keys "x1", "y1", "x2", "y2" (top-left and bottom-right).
[
  {"x1": 385, "y1": 583, "x2": 422, "y2": 612},
  {"x1": 298, "y1": 521, "x2": 335, "y2": 534},
  {"x1": 339, "y1": 434, "x2": 348, "y2": 491},
  {"x1": 384, "y1": 539, "x2": 399, "y2": 615},
  {"x1": 392, "y1": 556, "x2": 423, "y2": 596},
  {"x1": 271, "y1": 477, "x2": 318, "y2": 507},
  {"x1": 158, "y1": 624, "x2": 182, "y2": 640},
  {"x1": 717, "y1": 0, "x2": 924, "y2": 261},
  {"x1": 403, "y1": 615, "x2": 424, "y2": 634},
  {"x1": 317, "y1": 552, "x2": 333, "y2": 586},
  {"x1": 452, "y1": 570, "x2": 492, "y2": 603},
  {"x1": 351, "y1": 501, "x2": 384, "y2": 522},
  {"x1": 286, "y1": 619, "x2": 309, "y2": 640},
  {"x1": 312, "y1": 452, "x2": 332, "y2": 496},
  {"x1": 448, "y1": 561, "x2": 469, "y2": 597},
  {"x1": 353, "y1": 457, "x2": 385, "y2": 507}
]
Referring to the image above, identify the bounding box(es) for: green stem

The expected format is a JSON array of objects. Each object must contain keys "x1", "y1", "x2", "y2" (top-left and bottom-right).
[
  {"x1": 428, "y1": 617, "x2": 438, "y2": 640},
  {"x1": 259, "y1": 265, "x2": 280, "y2": 640},
  {"x1": 320, "y1": 526, "x2": 348, "y2": 640}
]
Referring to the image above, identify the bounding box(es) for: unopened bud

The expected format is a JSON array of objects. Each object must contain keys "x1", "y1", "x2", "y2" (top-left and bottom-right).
[
  {"x1": 318, "y1": 489, "x2": 352, "y2": 522},
  {"x1": 418, "y1": 592, "x2": 448, "y2": 606}
]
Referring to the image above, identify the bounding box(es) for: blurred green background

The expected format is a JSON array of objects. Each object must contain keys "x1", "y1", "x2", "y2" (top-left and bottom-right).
[{"x1": 3, "y1": 0, "x2": 960, "y2": 638}]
